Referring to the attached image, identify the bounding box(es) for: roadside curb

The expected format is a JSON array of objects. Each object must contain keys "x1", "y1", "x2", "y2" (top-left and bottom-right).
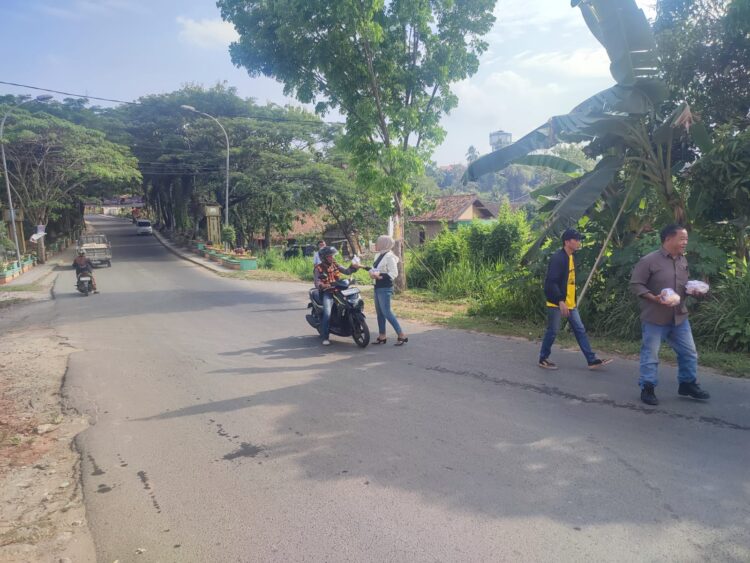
[{"x1": 152, "y1": 230, "x2": 232, "y2": 275}]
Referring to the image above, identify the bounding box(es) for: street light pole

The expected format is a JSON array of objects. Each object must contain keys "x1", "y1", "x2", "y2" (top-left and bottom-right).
[
  {"x1": 181, "y1": 105, "x2": 230, "y2": 227},
  {"x1": 1, "y1": 95, "x2": 52, "y2": 269}
]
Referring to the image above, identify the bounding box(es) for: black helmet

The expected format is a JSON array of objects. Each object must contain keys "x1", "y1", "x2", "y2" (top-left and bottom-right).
[{"x1": 319, "y1": 246, "x2": 338, "y2": 258}]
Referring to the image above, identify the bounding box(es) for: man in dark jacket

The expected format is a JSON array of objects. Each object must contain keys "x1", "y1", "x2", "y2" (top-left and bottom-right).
[{"x1": 538, "y1": 228, "x2": 610, "y2": 370}]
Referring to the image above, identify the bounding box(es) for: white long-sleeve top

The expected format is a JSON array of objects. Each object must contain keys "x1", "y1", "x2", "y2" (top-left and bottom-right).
[{"x1": 374, "y1": 251, "x2": 399, "y2": 285}]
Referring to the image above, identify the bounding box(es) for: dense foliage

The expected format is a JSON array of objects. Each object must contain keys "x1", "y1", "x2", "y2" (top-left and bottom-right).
[
  {"x1": 218, "y1": 0, "x2": 498, "y2": 288},
  {"x1": 1, "y1": 0, "x2": 747, "y2": 357}
]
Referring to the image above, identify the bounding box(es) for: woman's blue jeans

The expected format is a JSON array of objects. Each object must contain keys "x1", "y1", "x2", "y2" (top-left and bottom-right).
[
  {"x1": 539, "y1": 307, "x2": 596, "y2": 364},
  {"x1": 374, "y1": 287, "x2": 403, "y2": 336},
  {"x1": 639, "y1": 320, "x2": 698, "y2": 389}
]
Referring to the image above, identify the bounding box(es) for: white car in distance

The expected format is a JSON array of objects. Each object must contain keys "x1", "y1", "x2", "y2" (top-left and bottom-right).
[{"x1": 136, "y1": 220, "x2": 153, "y2": 235}]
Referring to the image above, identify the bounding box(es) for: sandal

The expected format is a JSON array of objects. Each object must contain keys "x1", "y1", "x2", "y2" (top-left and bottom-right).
[
  {"x1": 373, "y1": 337, "x2": 387, "y2": 345},
  {"x1": 395, "y1": 336, "x2": 409, "y2": 346}
]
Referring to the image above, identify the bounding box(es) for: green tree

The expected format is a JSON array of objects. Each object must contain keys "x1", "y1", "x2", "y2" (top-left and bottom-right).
[
  {"x1": 1, "y1": 109, "x2": 140, "y2": 262},
  {"x1": 654, "y1": 0, "x2": 750, "y2": 126},
  {"x1": 466, "y1": 0, "x2": 712, "y2": 258},
  {"x1": 218, "y1": 0, "x2": 498, "y2": 288},
  {"x1": 466, "y1": 145, "x2": 480, "y2": 164},
  {"x1": 689, "y1": 126, "x2": 750, "y2": 269}
]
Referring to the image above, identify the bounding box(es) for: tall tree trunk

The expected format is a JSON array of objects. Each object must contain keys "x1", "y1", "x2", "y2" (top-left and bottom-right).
[
  {"x1": 578, "y1": 180, "x2": 636, "y2": 306},
  {"x1": 737, "y1": 224, "x2": 749, "y2": 274},
  {"x1": 393, "y1": 192, "x2": 406, "y2": 291},
  {"x1": 38, "y1": 237, "x2": 46, "y2": 265},
  {"x1": 264, "y1": 218, "x2": 272, "y2": 252}
]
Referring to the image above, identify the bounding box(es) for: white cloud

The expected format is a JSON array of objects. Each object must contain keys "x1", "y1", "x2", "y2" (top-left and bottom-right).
[
  {"x1": 489, "y1": 0, "x2": 582, "y2": 43},
  {"x1": 177, "y1": 16, "x2": 239, "y2": 50},
  {"x1": 514, "y1": 48, "x2": 610, "y2": 79},
  {"x1": 452, "y1": 71, "x2": 566, "y2": 124},
  {"x1": 490, "y1": 0, "x2": 656, "y2": 43},
  {"x1": 36, "y1": 0, "x2": 147, "y2": 20},
  {"x1": 75, "y1": 0, "x2": 149, "y2": 15}
]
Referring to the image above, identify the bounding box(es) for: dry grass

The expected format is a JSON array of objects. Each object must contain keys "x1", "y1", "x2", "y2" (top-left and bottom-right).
[{"x1": 219, "y1": 270, "x2": 306, "y2": 283}]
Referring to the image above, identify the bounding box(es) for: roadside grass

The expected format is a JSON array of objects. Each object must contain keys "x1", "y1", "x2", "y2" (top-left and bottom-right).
[
  {"x1": 0, "y1": 283, "x2": 41, "y2": 292},
  {"x1": 220, "y1": 270, "x2": 306, "y2": 283},
  {"x1": 220, "y1": 264, "x2": 750, "y2": 378}
]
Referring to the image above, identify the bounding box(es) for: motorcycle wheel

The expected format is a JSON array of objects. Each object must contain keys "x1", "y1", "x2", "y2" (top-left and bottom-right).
[{"x1": 351, "y1": 315, "x2": 370, "y2": 348}]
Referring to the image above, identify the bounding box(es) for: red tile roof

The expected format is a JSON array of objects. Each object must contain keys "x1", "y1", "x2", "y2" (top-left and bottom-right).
[{"x1": 410, "y1": 194, "x2": 495, "y2": 222}]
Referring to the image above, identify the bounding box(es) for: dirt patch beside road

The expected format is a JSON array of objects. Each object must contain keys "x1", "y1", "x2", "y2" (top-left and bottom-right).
[{"x1": 0, "y1": 297, "x2": 95, "y2": 561}]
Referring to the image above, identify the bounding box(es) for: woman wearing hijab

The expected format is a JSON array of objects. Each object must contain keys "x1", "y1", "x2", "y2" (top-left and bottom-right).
[{"x1": 369, "y1": 235, "x2": 408, "y2": 346}]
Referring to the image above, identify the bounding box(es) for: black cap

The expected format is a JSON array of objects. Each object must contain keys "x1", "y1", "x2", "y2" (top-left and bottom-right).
[{"x1": 561, "y1": 228, "x2": 583, "y2": 243}]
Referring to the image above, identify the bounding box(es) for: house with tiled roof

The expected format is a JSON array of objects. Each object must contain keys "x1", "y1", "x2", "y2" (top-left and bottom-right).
[
  {"x1": 249, "y1": 208, "x2": 360, "y2": 256},
  {"x1": 408, "y1": 194, "x2": 497, "y2": 246}
]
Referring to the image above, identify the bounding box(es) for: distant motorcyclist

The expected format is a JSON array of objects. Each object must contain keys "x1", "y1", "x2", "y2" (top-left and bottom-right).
[
  {"x1": 314, "y1": 246, "x2": 361, "y2": 346},
  {"x1": 72, "y1": 249, "x2": 99, "y2": 293}
]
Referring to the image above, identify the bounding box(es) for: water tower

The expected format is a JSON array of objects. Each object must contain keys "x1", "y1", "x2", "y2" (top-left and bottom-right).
[{"x1": 489, "y1": 130, "x2": 512, "y2": 151}]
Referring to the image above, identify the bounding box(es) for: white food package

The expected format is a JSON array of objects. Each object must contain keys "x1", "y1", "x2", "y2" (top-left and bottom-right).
[
  {"x1": 351, "y1": 255, "x2": 361, "y2": 265},
  {"x1": 685, "y1": 280, "x2": 710, "y2": 296},
  {"x1": 660, "y1": 288, "x2": 681, "y2": 306}
]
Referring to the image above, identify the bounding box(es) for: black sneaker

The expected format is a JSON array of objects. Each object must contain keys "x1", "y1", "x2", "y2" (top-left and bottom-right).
[
  {"x1": 678, "y1": 382, "x2": 710, "y2": 400},
  {"x1": 641, "y1": 383, "x2": 659, "y2": 406},
  {"x1": 588, "y1": 358, "x2": 613, "y2": 370},
  {"x1": 538, "y1": 359, "x2": 558, "y2": 370}
]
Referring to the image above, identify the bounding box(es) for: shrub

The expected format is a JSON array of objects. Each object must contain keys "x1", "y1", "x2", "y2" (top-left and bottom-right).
[
  {"x1": 463, "y1": 205, "x2": 530, "y2": 266},
  {"x1": 221, "y1": 225, "x2": 236, "y2": 246},
  {"x1": 472, "y1": 265, "x2": 546, "y2": 321},
  {"x1": 427, "y1": 258, "x2": 498, "y2": 300},
  {"x1": 692, "y1": 271, "x2": 750, "y2": 352},
  {"x1": 406, "y1": 206, "x2": 531, "y2": 289},
  {"x1": 256, "y1": 249, "x2": 370, "y2": 284},
  {"x1": 406, "y1": 227, "x2": 466, "y2": 288}
]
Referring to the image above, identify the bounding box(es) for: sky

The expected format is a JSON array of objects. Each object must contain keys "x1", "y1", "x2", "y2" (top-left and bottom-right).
[{"x1": 0, "y1": 0, "x2": 655, "y2": 166}]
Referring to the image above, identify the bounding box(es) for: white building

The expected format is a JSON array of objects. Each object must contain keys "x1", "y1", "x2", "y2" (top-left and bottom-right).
[{"x1": 489, "y1": 130, "x2": 512, "y2": 151}]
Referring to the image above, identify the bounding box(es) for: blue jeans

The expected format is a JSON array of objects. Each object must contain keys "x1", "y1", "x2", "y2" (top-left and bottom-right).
[
  {"x1": 320, "y1": 291, "x2": 334, "y2": 339},
  {"x1": 539, "y1": 307, "x2": 596, "y2": 364},
  {"x1": 374, "y1": 287, "x2": 403, "y2": 336},
  {"x1": 639, "y1": 320, "x2": 698, "y2": 388}
]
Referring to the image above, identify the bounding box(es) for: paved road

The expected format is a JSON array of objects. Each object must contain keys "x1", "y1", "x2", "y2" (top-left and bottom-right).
[{"x1": 57, "y1": 216, "x2": 749, "y2": 562}]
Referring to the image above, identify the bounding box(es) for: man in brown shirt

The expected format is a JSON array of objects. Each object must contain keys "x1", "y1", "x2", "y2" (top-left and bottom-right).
[{"x1": 630, "y1": 225, "x2": 710, "y2": 406}]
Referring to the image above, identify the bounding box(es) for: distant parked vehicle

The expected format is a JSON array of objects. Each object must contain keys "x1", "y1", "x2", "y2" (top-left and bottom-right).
[
  {"x1": 136, "y1": 220, "x2": 153, "y2": 235},
  {"x1": 284, "y1": 244, "x2": 315, "y2": 259},
  {"x1": 76, "y1": 234, "x2": 112, "y2": 267}
]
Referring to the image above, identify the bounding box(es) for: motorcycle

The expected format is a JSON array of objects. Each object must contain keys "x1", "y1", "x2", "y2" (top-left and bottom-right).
[
  {"x1": 306, "y1": 279, "x2": 370, "y2": 347},
  {"x1": 76, "y1": 272, "x2": 94, "y2": 296}
]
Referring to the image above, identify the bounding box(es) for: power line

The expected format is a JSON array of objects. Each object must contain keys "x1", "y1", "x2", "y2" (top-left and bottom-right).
[
  {"x1": 0, "y1": 80, "x2": 344, "y2": 125},
  {"x1": 0, "y1": 80, "x2": 138, "y2": 105}
]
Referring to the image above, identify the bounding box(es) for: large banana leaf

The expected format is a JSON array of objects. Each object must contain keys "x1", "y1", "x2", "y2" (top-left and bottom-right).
[
  {"x1": 545, "y1": 155, "x2": 624, "y2": 229},
  {"x1": 530, "y1": 182, "x2": 570, "y2": 199},
  {"x1": 465, "y1": 0, "x2": 662, "y2": 183},
  {"x1": 511, "y1": 154, "x2": 583, "y2": 174},
  {"x1": 465, "y1": 107, "x2": 634, "y2": 181},
  {"x1": 522, "y1": 155, "x2": 624, "y2": 263},
  {"x1": 574, "y1": 0, "x2": 666, "y2": 102}
]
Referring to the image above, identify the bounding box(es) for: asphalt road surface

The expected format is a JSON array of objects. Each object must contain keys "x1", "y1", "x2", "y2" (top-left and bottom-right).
[{"x1": 56, "y1": 216, "x2": 749, "y2": 562}]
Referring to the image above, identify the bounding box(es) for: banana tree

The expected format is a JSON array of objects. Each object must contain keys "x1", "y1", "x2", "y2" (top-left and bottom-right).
[{"x1": 466, "y1": 0, "x2": 710, "y2": 272}]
